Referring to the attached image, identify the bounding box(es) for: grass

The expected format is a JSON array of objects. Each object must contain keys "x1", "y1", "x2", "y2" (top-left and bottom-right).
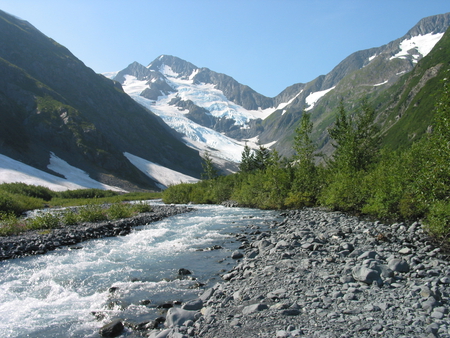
[{"x1": 0, "y1": 183, "x2": 161, "y2": 236}]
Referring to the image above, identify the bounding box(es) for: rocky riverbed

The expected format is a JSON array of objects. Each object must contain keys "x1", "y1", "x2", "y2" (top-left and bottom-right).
[
  {"x1": 142, "y1": 207, "x2": 450, "y2": 338},
  {"x1": 0, "y1": 205, "x2": 194, "y2": 260}
]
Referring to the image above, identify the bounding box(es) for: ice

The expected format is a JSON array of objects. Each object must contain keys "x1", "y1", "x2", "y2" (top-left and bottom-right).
[
  {"x1": 118, "y1": 61, "x2": 301, "y2": 163},
  {"x1": 123, "y1": 74, "x2": 148, "y2": 95},
  {"x1": 305, "y1": 86, "x2": 336, "y2": 111},
  {"x1": 0, "y1": 153, "x2": 124, "y2": 192},
  {"x1": 124, "y1": 152, "x2": 199, "y2": 189},
  {"x1": 390, "y1": 32, "x2": 444, "y2": 61}
]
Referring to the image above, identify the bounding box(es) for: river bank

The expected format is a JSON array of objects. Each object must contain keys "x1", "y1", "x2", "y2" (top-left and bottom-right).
[
  {"x1": 0, "y1": 205, "x2": 194, "y2": 260},
  {"x1": 147, "y1": 207, "x2": 450, "y2": 338}
]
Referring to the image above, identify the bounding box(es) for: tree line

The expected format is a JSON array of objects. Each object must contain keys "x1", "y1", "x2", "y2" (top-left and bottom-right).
[{"x1": 163, "y1": 79, "x2": 450, "y2": 241}]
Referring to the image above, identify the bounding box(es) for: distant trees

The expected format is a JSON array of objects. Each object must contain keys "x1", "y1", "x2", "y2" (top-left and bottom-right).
[{"x1": 163, "y1": 80, "x2": 450, "y2": 242}]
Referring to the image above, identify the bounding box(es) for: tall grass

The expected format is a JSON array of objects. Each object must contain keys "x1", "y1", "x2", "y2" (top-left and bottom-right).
[{"x1": 0, "y1": 183, "x2": 160, "y2": 236}]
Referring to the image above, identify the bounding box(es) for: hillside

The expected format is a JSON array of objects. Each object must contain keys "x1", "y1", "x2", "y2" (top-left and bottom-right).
[
  {"x1": 111, "y1": 13, "x2": 450, "y2": 162},
  {"x1": 0, "y1": 10, "x2": 203, "y2": 191}
]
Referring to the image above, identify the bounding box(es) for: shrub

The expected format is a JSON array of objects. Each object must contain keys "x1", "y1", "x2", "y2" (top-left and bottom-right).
[
  {"x1": 0, "y1": 183, "x2": 55, "y2": 201},
  {"x1": 107, "y1": 202, "x2": 134, "y2": 220},
  {"x1": 132, "y1": 201, "x2": 153, "y2": 213},
  {"x1": 426, "y1": 201, "x2": 450, "y2": 240},
  {"x1": 61, "y1": 209, "x2": 79, "y2": 225},
  {"x1": 58, "y1": 189, "x2": 118, "y2": 199},
  {"x1": 77, "y1": 204, "x2": 108, "y2": 223},
  {"x1": 27, "y1": 212, "x2": 60, "y2": 230}
]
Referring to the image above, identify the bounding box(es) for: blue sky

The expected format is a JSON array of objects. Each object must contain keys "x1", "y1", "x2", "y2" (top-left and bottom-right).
[{"x1": 1, "y1": 1, "x2": 449, "y2": 97}]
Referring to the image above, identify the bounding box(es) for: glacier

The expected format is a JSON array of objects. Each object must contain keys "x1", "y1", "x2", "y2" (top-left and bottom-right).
[{"x1": 116, "y1": 65, "x2": 286, "y2": 164}]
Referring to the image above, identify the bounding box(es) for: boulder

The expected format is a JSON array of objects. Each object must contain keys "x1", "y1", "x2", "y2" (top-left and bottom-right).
[
  {"x1": 178, "y1": 268, "x2": 191, "y2": 276},
  {"x1": 242, "y1": 303, "x2": 268, "y2": 315},
  {"x1": 352, "y1": 266, "x2": 382, "y2": 285},
  {"x1": 181, "y1": 298, "x2": 203, "y2": 310},
  {"x1": 99, "y1": 318, "x2": 124, "y2": 337},
  {"x1": 165, "y1": 307, "x2": 201, "y2": 327},
  {"x1": 387, "y1": 258, "x2": 410, "y2": 272},
  {"x1": 231, "y1": 250, "x2": 244, "y2": 259}
]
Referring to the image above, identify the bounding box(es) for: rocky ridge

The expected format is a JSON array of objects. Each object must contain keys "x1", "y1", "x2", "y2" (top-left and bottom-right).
[{"x1": 147, "y1": 208, "x2": 450, "y2": 338}]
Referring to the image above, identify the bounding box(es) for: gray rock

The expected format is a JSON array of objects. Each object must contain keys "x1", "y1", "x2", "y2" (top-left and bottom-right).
[
  {"x1": 231, "y1": 250, "x2": 244, "y2": 259},
  {"x1": 165, "y1": 308, "x2": 200, "y2": 327},
  {"x1": 181, "y1": 298, "x2": 203, "y2": 311},
  {"x1": 388, "y1": 258, "x2": 410, "y2": 272},
  {"x1": 242, "y1": 303, "x2": 268, "y2": 315},
  {"x1": 352, "y1": 266, "x2": 381, "y2": 285}
]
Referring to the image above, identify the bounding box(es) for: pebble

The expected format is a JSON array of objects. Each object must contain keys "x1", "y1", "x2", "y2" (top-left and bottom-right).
[{"x1": 186, "y1": 208, "x2": 450, "y2": 337}]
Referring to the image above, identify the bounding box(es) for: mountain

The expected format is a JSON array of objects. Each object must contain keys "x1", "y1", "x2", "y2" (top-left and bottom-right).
[
  {"x1": 0, "y1": 10, "x2": 203, "y2": 191},
  {"x1": 110, "y1": 12, "x2": 450, "y2": 162}
]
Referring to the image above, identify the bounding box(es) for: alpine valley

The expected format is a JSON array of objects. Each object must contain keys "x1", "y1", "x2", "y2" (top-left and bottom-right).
[{"x1": 1, "y1": 9, "x2": 450, "y2": 191}]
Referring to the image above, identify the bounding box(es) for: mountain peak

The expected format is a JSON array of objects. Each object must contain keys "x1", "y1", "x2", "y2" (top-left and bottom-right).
[
  {"x1": 405, "y1": 12, "x2": 450, "y2": 38},
  {"x1": 148, "y1": 55, "x2": 198, "y2": 78}
]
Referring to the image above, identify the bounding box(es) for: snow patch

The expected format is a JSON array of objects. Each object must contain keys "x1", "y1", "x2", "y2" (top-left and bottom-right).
[
  {"x1": 123, "y1": 75, "x2": 149, "y2": 96},
  {"x1": 368, "y1": 54, "x2": 377, "y2": 62},
  {"x1": 160, "y1": 65, "x2": 179, "y2": 78},
  {"x1": 390, "y1": 32, "x2": 444, "y2": 61},
  {"x1": 276, "y1": 90, "x2": 303, "y2": 111},
  {"x1": 124, "y1": 152, "x2": 199, "y2": 189},
  {"x1": 0, "y1": 153, "x2": 125, "y2": 192},
  {"x1": 305, "y1": 86, "x2": 336, "y2": 111},
  {"x1": 374, "y1": 80, "x2": 388, "y2": 87}
]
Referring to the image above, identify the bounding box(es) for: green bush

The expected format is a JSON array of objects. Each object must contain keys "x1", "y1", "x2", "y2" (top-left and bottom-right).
[
  {"x1": 58, "y1": 189, "x2": 118, "y2": 200},
  {"x1": 426, "y1": 201, "x2": 450, "y2": 239},
  {"x1": 77, "y1": 204, "x2": 108, "y2": 223},
  {"x1": 27, "y1": 212, "x2": 60, "y2": 230},
  {"x1": 107, "y1": 202, "x2": 134, "y2": 220},
  {"x1": 131, "y1": 202, "x2": 152, "y2": 213},
  {"x1": 61, "y1": 209, "x2": 79, "y2": 225},
  {"x1": 0, "y1": 183, "x2": 55, "y2": 201},
  {"x1": 0, "y1": 190, "x2": 45, "y2": 215}
]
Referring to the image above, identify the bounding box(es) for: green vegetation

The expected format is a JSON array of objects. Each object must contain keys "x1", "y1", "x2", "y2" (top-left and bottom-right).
[
  {"x1": 163, "y1": 77, "x2": 450, "y2": 242},
  {"x1": 0, "y1": 184, "x2": 159, "y2": 236}
]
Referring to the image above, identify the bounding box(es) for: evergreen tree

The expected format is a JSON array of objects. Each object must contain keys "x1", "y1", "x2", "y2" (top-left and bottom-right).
[
  {"x1": 328, "y1": 98, "x2": 381, "y2": 172},
  {"x1": 239, "y1": 143, "x2": 255, "y2": 172},
  {"x1": 201, "y1": 151, "x2": 218, "y2": 180}
]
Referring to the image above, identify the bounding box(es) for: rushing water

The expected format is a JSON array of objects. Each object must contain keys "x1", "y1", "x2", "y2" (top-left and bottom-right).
[{"x1": 0, "y1": 204, "x2": 279, "y2": 338}]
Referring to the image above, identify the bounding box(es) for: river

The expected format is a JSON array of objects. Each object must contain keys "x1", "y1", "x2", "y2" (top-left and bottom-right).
[{"x1": 0, "y1": 203, "x2": 279, "y2": 338}]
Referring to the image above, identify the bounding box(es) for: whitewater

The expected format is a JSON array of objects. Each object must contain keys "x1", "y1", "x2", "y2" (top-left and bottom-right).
[{"x1": 0, "y1": 203, "x2": 278, "y2": 338}]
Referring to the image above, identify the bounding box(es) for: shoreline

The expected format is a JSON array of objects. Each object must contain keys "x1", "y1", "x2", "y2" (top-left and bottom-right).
[
  {"x1": 0, "y1": 205, "x2": 194, "y2": 261},
  {"x1": 145, "y1": 207, "x2": 450, "y2": 338}
]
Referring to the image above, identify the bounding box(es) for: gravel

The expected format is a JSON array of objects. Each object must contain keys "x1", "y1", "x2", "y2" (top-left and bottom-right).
[{"x1": 148, "y1": 207, "x2": 450, "y2": 338}]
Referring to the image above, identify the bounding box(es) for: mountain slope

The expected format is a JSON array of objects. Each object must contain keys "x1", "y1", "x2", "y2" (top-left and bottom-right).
[
  {"x1": 0, "y1": 10, "x2": 203, "y2": 191},
  {"x1": 264, "y1": 12, "x2": 450, "y2": 157},
  {"x1": 111, "y1": 13, "x2": 450, "y2": 163}
]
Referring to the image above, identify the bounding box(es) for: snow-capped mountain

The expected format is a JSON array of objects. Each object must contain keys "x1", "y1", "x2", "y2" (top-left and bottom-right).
[
  {"x1": 109, "y1": 13, "x2": 450, "y2": 161},
  {"x1": 107, "y1": 56, "x2": 291, "y2": 167}
]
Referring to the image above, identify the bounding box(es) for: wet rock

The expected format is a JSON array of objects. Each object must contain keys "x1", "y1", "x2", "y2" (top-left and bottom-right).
[
  {"x1": 99, "y1": 318, "x2": 124, "y2": 337},
  {"x1": 178, "y1": 268, "x2": 192, "y2": 276},
  {"x1": 231, "y1": 251, "x2": 244, "y2": 259}
]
